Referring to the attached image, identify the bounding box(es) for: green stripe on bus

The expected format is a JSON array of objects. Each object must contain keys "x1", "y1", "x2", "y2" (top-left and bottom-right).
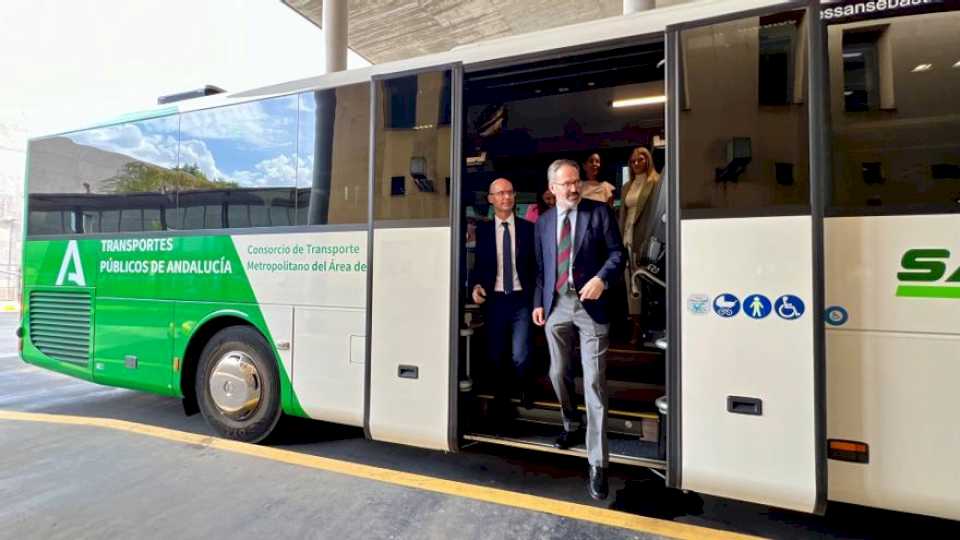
[{"x1": 895, "y1": 285, "x2": 960, "y2": 299}]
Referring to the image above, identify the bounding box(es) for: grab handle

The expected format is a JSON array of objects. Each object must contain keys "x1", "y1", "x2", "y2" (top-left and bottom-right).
[{"x1": 727, "y1": 396, "x2": 762, "y2": 416}]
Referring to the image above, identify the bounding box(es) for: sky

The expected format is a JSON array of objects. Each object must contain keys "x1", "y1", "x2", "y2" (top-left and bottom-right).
[
  {"x1": 0, "y1": 0, "x2": 368, "y2": 138},
  {"x1": 0, "y1": 0, "x2": 368, "y2": 209}
]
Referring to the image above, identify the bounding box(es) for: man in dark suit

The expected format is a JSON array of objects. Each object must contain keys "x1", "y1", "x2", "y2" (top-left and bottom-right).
[
  {"x1": 472, "y1": 178, "x2": 537, "y2": 417},
  {"x1": 532, "y1": 159, "x2": 624, "y2": 500}
]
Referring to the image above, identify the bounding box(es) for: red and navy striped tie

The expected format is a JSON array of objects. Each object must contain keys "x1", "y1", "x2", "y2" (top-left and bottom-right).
[{"x1": 556, "y1": 213, "x2": 572, "y2": 293}]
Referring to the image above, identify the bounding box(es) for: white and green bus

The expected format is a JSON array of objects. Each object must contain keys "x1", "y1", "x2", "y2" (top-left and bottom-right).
[{"x1": 18, "y1": 0, "x2": 960, "y2": 521}]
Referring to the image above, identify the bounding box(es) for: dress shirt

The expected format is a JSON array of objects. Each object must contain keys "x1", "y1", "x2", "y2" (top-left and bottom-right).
[{"x1": 494, "y1": 214, "x2": 523, "y2": 292}]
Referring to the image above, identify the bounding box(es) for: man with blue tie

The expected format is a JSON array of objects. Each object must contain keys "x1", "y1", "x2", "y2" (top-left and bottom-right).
[
  {"x1": 472, "y1": 178, "x2": 537, "y2": 419},
  {"x1": 532, "y1": 159, "x2": 624, "y2": 500}
]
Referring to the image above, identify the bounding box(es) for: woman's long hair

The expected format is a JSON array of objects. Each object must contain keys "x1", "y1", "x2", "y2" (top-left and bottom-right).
[{"x1": 628, "y1": 146, "x2": 657, "y2": 183}]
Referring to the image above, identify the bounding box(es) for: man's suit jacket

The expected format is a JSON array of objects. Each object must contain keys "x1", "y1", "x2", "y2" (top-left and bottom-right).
[
  {"x1": 534, "y1": 199, "x2": 625, "y2": 324},
  {"x1": 472, "y1": 216, "x2": 537, "y2": 302}
]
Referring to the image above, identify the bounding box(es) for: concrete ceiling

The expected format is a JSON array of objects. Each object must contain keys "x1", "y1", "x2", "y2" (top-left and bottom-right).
[{"x1": 282, "y1": 0, "x2": 640, "y2": 64}]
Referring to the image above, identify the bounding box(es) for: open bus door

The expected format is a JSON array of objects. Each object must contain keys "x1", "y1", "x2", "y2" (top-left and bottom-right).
[
  {"x1": 665, "y1": 0, "x2": 827, "y2": 513},
  {"x1": 365, "y1": 64, "x2": 463, "y2": 451}
]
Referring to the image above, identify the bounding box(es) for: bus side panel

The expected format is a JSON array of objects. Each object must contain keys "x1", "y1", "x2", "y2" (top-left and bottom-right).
[
  {"x1": 827, "y1": 332, "x2": 960, "y2": 520},
  {"x1": 291, "y1": 307, "x2": 365, "y2": 427},
  {"x1": 826, "y1": 215, "x2": 960, "y2": 521},
  {"x1": 368, "y1": 226, "x2": 451, "y2": 451},
  {"x1": 92, "y1": 297, "x2": 175, "y2": 396},
  {"x1": 20, "y1": 231, "x2": 366, "y2": 423},
  {"x1": 680, "y1": 216, "x2": 817, "y2": 512},
  {"x1": 20, "y1": 239, "x2": 99, "y2": 383},
  {"x1": 231, "y1": 231, "x2": 368, "y2": 424}
]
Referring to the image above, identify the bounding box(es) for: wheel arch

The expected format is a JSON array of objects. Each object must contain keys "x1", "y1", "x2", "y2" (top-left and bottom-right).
[{"x1": 178, "y1": 310, "x2": 268, "y2": 415}]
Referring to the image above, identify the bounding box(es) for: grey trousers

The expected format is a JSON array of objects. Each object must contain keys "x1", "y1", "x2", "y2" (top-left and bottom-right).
[{"x1": 545, "y1": 290, "x2": 609, "y2": 467}]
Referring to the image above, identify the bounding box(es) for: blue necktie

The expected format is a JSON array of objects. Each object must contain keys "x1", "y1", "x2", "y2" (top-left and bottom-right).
[{"x1": 502, "y1": 222, "x2": 513, "y2": 294}]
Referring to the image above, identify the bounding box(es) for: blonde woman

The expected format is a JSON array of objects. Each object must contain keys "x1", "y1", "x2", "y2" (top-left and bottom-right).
[
  {"x1": 619, "y1": 146, "x2": 661, "y2": 342},
  {"x1": 579, "y1": 153, "x2": 615, "y2": 206}
]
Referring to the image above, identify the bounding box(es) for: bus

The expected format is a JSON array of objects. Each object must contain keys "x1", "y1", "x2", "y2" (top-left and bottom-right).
[{"x1": 18, "y1": 0, "x2": 960, "y2": 521}]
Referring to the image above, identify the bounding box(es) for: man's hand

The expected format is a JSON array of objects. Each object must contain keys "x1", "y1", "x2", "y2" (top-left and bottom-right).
[
  {"x1": 532, "y1": 307, "x2": 545, "y2": 326},
  {"x1": 471, "y1": 285, "x2": 487, "y2": 305},
  {"x1": 579, "y1": 277, "x2": 605, "y2": 301}
]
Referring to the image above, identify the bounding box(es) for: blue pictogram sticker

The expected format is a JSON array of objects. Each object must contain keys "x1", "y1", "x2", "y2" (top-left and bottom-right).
[
  {"x1": 713, "y1": 293, "x2": 740, "y2": 317},
  {"x1": 687, "y1": 294, "x2": 711, "y2": 315},
  {"x1": 774, "y1": 295, "x2": 805, "y2": 320},
  {"x1": 825, "y1": 305, "x2": 849, "y2": 326},
  {"x1": 743, "y1": 294, "x2": 772, "y2": 319}
]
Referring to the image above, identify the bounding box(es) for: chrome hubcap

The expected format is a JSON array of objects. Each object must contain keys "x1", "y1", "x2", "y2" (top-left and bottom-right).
[{"x1": 209, "y1": 351, "x2": 261, "y2": 419}]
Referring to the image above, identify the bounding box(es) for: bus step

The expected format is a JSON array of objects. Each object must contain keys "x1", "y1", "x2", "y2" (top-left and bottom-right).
[
  {"x1": 463, "y1": 420, "x2": 665, "y2": 469},
  {"x1": 473, "y1": 393, "x2": 659, "y2": 439}
]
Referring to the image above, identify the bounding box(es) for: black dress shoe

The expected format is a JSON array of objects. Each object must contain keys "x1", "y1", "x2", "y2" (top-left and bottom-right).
[
  {"x1": 553, "y1": 429, "x2": 584, "y2": 449},
  {"x1": 588, "y1": 465, "x2": 608, "y2": 500}
]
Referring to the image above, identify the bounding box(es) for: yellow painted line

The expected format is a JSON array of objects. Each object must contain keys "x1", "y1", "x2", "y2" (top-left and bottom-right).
[{"x1": 0, "y1": 409, "x2": 761, "y2": 540}]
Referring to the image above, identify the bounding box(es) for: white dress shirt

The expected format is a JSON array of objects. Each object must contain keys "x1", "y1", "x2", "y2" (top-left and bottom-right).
[{"x1": 494, "y1": 214, "x2": 523, "y2": 292}]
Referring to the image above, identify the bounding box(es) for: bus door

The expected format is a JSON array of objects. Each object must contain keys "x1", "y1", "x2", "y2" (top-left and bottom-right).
[
  {"x1": 665, "y1": 0, "x2": 826, "y2": 513},
  {"x1": 365, "y1": 64, "x2": 462, "y2": 451}
]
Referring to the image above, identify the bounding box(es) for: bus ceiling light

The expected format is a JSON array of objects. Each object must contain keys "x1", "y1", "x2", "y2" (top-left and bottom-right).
[
  {"x1": 611, "y1": 95, "x2": 667, "y2": 108},
  {"x1": 953, "y1": 60, "x2": 960, "y2": 69},
  {"x1": 911, "y1": 63, "x2": 933, "y2": 73}
]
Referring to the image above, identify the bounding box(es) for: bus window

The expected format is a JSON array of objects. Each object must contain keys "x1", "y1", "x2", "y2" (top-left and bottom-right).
[
  {"x1": 26, "y1": 210, "x2": 69, "y2": 236},
  {"x1": 679, "y1": 11, "x2": 809, "y2": 214},
  {"x1": 826, "y1": 8, "x2": 960, "y2": 214},
  {"x1": 177, "y1": 94, "x2": 298, "y2": 230},
  {"x1": 297, "y1": 82, "x2": 371, "y2": 226},
  {"x1": 25, "y1": 116, "x2": 178, "y2": 235},
  {"x1": 373, "y1": 70, "x2": 452, "y2": 222}
]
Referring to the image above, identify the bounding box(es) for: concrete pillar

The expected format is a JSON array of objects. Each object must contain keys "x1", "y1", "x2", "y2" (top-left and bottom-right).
[
  {"x1": 309, "y1": 0, "x2": 347, "y2": 224},
  {"x1": 623, "y1": 0, "x2": 655, "y2": 14},
  {"x1": 323, "y1": 0, "x2": 348, "y2": 73}
]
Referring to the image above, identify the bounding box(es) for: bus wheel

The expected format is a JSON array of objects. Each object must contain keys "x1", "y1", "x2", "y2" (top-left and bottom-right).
[{"x1": 195, "y1": 326, "x2": 282, "y2": 443}]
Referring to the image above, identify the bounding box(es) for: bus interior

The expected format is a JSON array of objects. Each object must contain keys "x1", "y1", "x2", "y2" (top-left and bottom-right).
[{"x1": 457, "y1": 40, "x2": 668, "y2": 468}]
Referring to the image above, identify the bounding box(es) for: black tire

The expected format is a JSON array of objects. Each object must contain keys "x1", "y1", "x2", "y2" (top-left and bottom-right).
[{"x1": 195, "y1": 325, "x2": 282, "y2": 443}]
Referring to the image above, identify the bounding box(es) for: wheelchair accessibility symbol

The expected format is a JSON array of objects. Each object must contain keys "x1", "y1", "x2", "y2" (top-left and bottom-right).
[
  {"x1": 713, "y1": 293, "x2": 740, "y2": 317},
  {"x1": 774, "y1": 295, "x2": 805, "y2": 320}
]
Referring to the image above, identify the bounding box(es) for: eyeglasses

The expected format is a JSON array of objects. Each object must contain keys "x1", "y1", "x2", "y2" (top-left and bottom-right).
[
  {"x1": 551, "y1": 181, "x2": 581, "y2": 190},
  {"x1": 489, "y1": 190, "x2": 515, "y2": 197}
]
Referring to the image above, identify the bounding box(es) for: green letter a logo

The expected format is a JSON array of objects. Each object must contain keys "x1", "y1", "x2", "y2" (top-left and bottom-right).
[{"x1": 55, "y1": 240, "x2": 86, "y2": 287}]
